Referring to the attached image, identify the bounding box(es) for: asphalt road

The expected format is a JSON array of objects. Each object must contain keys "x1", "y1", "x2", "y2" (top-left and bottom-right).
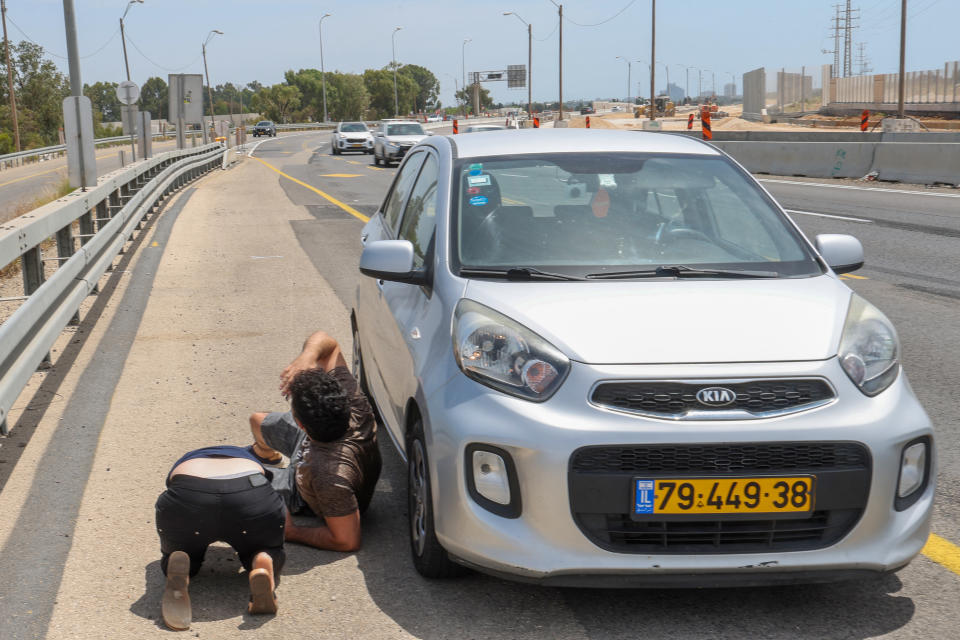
[
  {"x1": 243, "y1": 132, "x2": 960, "y2": 638},
  {"x1": 1, "y1": 130, "x2": 958, "y2": 639}
]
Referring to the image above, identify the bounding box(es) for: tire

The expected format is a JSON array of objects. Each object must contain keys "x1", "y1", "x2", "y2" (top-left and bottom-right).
[
  {"x1": 350, "y1": 321, "x2": 370, "y2": 397},
  {"x1": 407, "y1": 419, "x2": 468, "y2": 578}
]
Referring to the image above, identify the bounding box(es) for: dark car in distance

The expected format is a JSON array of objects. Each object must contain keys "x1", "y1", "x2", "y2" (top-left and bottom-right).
[{"x1": 252, "y1": 120, "x2": 277, "y2": 137}]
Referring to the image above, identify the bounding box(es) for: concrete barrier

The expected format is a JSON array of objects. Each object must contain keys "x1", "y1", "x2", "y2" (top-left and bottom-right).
[
  {"x1": 676, "y1": 130, "x2": 960, "y2": 143},
  {"x1": 712, "y1": 141, "x2": 878, "y2": 179},
  {"x1": 871, "y1": 143, "x2": 960, "y2": 186}
]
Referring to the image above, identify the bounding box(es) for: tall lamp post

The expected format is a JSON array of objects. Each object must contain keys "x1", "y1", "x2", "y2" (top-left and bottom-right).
[
  {"x1": 118, "y1": 0, "x2": 142, "y2": 82},
  {"x1": 461, "y1": 38, "x2": 471, "y2": 89},
  {"x1": 318, "y1": 13, "x2": 331, "y2": 123},
  {"x1": 649, "y1": 0, "x2": 656, "y2": 120},
  {"x1": 547, "y1": 1, "x2": 563, "y2": 119},
  {"x1": 392, "y1": 27, "x2": 402, "y2": 116},
  {"x1": 503, "y1": 12, "x2": 532, "y2": 120},
  {"x1": 202, "y1": 29, "x2": 223, "y2": 134},
  {"x1": 616, "y1": 56, "x2": 631, "y2": 104}
]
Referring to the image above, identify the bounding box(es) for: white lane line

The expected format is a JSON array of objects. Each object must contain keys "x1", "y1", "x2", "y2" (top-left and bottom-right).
[
  {"x1": 785, "y1": 209, "x2": 873, "y2": 223},
  {"x1": 247, "y1": 132, "x2": 328, "y2": 158},
  {"x1": 760, "y1": 178, "x2": 960, "y2": 199}
]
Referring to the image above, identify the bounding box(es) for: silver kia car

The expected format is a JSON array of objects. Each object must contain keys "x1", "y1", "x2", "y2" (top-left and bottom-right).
[{"x1": 351, "y1": 129, "x2": 935, "y2": 586}]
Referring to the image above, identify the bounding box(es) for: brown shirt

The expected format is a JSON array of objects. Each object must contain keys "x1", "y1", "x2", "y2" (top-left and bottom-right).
[{"x1": 294, "y1": 366, "x2": 381, "y2": 518}]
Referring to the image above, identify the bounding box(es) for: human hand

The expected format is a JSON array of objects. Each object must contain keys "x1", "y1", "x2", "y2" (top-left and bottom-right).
[{"x1": 280, "y1": 354, "x2": 316, "y2": 397}]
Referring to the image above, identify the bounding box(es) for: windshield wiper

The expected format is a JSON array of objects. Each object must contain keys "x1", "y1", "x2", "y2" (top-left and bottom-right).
[
  {"x1": 585, "y1": 265, "x2": 780, "y2": 280},
  {"x1": 459, "y1": 267, "x2": 585, "y2": 281}
]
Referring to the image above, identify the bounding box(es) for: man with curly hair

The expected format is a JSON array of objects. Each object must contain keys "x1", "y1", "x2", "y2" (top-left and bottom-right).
[{"x1": 248, "y1": 331, "x2": 381, "y2": 551}]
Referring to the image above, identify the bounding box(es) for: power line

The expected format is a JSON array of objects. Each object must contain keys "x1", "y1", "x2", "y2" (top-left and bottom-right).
[
  {"x1": 534, "y1": 22, "x2": 558, "y2": 42},
  {"x1": 124, "y1": 32, "x2": 201, "y2": 73},
  {"x1": 563, "y1": 0, "x2": 640, "y2": 27},
  {"x1": 5, "y1": 13, "x2": 118, "y2": 60}
]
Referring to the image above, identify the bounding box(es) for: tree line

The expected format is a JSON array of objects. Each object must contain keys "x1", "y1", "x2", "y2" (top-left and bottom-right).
[{"x1": 1, "y1": 40, "x2": 505, "y2": 154}]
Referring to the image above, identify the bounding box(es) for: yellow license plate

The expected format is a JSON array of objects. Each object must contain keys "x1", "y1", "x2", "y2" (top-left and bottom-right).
[{"x1": 633, "y1": 477, "x2": 815, "y2": 516}]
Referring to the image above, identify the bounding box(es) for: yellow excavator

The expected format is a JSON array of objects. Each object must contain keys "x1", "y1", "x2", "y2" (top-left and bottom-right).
[{"x1": 634, "y1": 96, "x2": 676, "y2": 118}]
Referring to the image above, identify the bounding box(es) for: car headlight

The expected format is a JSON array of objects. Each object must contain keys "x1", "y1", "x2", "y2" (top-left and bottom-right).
[
  {"x1": 838, "y1": 294, "x2": 900, "y2": 396},
  {"x1": 453, "y1": 299, "x2": 569, "y2": 401}
]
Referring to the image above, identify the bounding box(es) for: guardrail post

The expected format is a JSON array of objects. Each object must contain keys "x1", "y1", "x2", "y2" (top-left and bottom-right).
[
  {"x1": 56, "y1": 226, "x2": 81, "y2": 325},
  {"x1": 21, "y1": 247, "x2": 51, "y2": 364}
]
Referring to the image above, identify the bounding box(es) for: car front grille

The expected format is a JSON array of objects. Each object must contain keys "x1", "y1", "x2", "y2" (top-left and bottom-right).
[
  {"x1": 591, "y1": 378, "x2": 835, "y2": 419},
  {"x1": 346, "y1": 137, "x2": 366, "y2": 143},
  {"x1": 569, "y1": 442, "x2": 870, "y2": 554},
  {"x1": 592, "y1": 509, "x2": 861, "y2": 553},
  {"x1": 571, "y1": 442, "x2": 869, "y2": 474}
]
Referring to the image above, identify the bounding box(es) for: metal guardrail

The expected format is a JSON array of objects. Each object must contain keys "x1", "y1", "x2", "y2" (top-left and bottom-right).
[
  {"x1": 0, "y1": 142, "x2": 226, "y2": 434},
  {"x1": 0, "y1": 131, "x2": 205, "y2": 170}
]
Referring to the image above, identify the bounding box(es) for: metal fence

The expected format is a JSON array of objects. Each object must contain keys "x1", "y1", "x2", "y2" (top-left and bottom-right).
[{"x1": 0, "y1": 143, "x2": 226, "y2": 434}]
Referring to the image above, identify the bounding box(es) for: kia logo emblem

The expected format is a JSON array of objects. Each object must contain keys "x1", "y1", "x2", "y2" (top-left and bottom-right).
[{"x1": 696, "y1": 387, "x2": 736, "y2": 407}]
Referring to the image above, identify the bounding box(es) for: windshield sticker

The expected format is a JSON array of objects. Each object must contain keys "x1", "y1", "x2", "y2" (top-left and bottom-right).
[
  {"x1": 467, "y1": 174, "x2": 491, "y2": 187},
  {"x1": 469, "y1": 195, "x2": 489, "y2": 206},
  {"x1": 467, "y1": 186, "x2": 481, "y2": 194},
  {"x1": 468, "y1": 163, "x2": 483, "y2": 176}
]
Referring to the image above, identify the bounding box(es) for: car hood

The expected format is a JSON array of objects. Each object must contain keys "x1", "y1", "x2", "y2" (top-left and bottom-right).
[
  {"x1": 384, "y1": 134, "x2": 427, "y2": 143},
  {"x1": 461, "y1": 275, "x2": 851, "y2": 364}
]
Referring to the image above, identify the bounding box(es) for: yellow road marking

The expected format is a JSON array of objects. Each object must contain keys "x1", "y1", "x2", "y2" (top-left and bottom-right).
[
  {"x1": 844, "y1": 273, "x2": 869, "y2": 279},
  {"x1": 503, "y1": 197, "x2": 526, "y2": 206},
  {"x1": 150, "y1": 241, "x2": 159, "y2": 247},
  {"x1": 923, "y1": 533, "x2": 960, "y2": 576},
  {"x1": 250, "y1": 156, "x2": 369, "y2": 223},
  {"x1": 347, "y1": 160, "x2": 362, "y2": 165},
  {"x1": 320, "y1": 173, "x2": 363, "y2": 178},
  {"x1": 367, "y1": 166, "x2": 385, "y2": 171}
]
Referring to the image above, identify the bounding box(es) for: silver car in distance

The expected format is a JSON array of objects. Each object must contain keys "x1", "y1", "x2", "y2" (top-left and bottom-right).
[{"x1": 351, "y1": 129, "x2": 935, "y2": 587}]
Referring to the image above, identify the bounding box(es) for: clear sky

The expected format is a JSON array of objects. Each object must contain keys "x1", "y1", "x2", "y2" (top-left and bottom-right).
[{"x1": 7, "y1": 0, "x2": 955, "y2": 106}]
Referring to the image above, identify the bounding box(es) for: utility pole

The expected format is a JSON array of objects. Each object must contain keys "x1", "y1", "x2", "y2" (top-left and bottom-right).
[
  {"x1": 897, "y1": 0, "x2": 906, "y2": 118},
  {"x1": 1, "y1": 0, "x2": 20, "y2": 152},
  {"x1": 319, "y1": 13, "x2": 331, "y2": 123},
  {"x1": 393, "y1": 27, "x2": 402, "y2": 116},
  {"x1": 831, "y1": 4, "x2": 841, "y2": 77},
  {"x1": 843, "y1": 0, "x2": 859, "y2": 79},
  {"x1": 649, "y1": 0, "x2": 655, "y2": 120},
  {"x1": 856, "y1": 42, "x2": 871, "y2": 75},
  {"x1": 549, "y1": 1, "x2": 562, "y2": 119}
]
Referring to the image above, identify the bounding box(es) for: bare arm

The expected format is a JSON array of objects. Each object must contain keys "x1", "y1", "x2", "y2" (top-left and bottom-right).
[
  {"x1": 280, "y1": 331, "x2": 349, "y2": 396},
  {"x1": 283, "y1": 508, "x2": 361, "y2": 552}
]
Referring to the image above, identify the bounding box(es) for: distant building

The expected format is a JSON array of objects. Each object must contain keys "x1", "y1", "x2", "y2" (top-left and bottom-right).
[
  {"x1": 663, "y1": 82, "x2": 684, "y2": 102},
  {"x1": 724, "y1": 83, "x2": 737, "y2": 98}
]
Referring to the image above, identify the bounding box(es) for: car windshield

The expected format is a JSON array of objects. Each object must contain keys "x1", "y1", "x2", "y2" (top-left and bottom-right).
[
  {"x1": 387, "y1": 123, "x2": 425, "y2": 135},
  {"x1": 452, "y1": 153, "x2": 822, "y2": 277},
  {"x1": 340, "y1": 123, "x2": 367, "y2": 132},
  {"x1": 257, "y1": 121, "x2": 272, "y2": 126}
]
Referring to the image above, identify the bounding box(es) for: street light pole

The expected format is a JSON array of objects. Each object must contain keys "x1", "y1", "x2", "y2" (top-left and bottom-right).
[
  {"x1": 897, "y1": 0, "x2": 907, "y2": 119},
  {"x1": 392, "y1": 27, "x2": 402, "y2": 116},
  {"x1": 1, "y1": 0, "x2": 21, "y2": 151},
  {"x1": 119, "y1": 1, "x2": 142, "y2": 82},
  {"x1": 202, "y1": 29, "x2": 223, "y2": 136},
  {"x1": 461, "y1": 38, "x2": 472, "y2": 89},
  {"x1": 616, "y1": 56, "x2": 631, "y2": 104},
  {"x1": 504, "y1": 12, "x2": 533, "y2": 120},
  {"x1": 318, "y1": 13, "x2": 331, "y2": 123},
  {"x1": 649, "y1": 0, "x2": 655, "y2": 120},
  {"x1": 547, "y1": 1, "x2": 563, "y2": 119}
]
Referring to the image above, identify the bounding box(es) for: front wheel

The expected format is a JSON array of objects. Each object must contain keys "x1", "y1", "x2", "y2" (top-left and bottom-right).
[
  {"x1": 351, "y1": 321, "x2": 370, "y2": 397},
  {"x1": 407, "y1": 420, "x2": 469, "y2": 579}
]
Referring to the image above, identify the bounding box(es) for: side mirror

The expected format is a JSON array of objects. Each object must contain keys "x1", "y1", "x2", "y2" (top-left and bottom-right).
[
  {"x1": 815, "y1": 234, "x2": 864, "y2": 274},
  {"x1": 359, "y1": 240, "x2": 428, "y2": 286}
]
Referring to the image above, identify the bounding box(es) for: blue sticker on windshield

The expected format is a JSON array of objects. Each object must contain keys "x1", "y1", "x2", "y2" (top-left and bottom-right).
[
  {"x1": 469, "y1": 195, "x2": 489, "y2": 206},
  {"x1": 468, "y1": 163, "x2": 483, "y2": 176},
  {"x1": 635, "y1": 479, "x2": 654, "y2": 514}
]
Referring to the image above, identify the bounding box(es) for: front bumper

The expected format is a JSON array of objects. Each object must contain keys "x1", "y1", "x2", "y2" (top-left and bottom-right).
[
  {"x1": 384, "y1": 144, "x2": 413, "y2": 159},
  {"x1": 423, "y1": 357, "x2": 935, "y2": 585},
  {"x1": 338, "y1": 138, "x2": 373, "y2": 151}
]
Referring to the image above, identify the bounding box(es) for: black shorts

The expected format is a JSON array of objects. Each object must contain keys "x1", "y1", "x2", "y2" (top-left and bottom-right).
[{"x1": 155, "y1": 473, "x2": 286, "y2": 577}]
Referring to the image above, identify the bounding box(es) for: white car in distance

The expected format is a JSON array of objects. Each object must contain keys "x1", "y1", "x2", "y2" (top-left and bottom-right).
[{"x1": 331, "y1": 121, "x2": 374, "y2": 155}]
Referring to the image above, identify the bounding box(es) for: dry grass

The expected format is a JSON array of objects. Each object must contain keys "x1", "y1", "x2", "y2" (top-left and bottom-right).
[{"x1": 0, "y1": 178, "x2": 77, "y2": 280}]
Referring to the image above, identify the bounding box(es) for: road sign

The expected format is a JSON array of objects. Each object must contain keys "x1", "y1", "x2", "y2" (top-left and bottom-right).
[
  {"x1": 168, "y1": 74, "x2": 204, "y2": 124},
  {"x1": 507, "y1": 65, "x2": 526, "y2": 89},
  {"x1": 116, "y1": 80, "x2": 140, "y2": 105},
  {"x1": 63, "y1": 96, "x2": 97, "y2": 188}
]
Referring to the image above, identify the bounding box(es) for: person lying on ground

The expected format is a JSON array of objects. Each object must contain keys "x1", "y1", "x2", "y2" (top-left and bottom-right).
[
  {"x1": 248, "y1": 330, "x2": 381, "y2": 552},
  {"x1": 155, "y1": 446, "x2": 286, "y2": 631}
]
